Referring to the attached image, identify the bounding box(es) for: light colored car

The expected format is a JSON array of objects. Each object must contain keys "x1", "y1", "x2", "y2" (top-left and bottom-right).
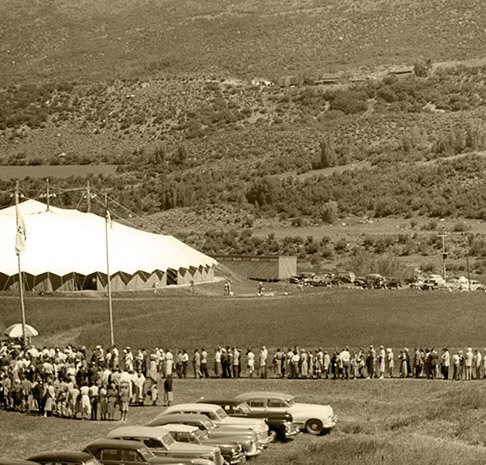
[
  {"x1": 162, "y1": 403, "x2": 269, "y2": 448},
  {"x1": 155, "y1": 424, "x2": 245, "y2": 465},
  {"x1": 106, "y1": 426, "x2": 222, "y2": 465},
  {"x1": 235, "y1": 392, "x2": 336, "y2": 435},
  {"x1": 147, "y1": 413, "x2": 260, "y2": 457}
]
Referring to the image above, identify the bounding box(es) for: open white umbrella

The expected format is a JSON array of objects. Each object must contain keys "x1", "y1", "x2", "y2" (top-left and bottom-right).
[{"x1": 4, "y1": 323, "x2": 39, "y2": 338}]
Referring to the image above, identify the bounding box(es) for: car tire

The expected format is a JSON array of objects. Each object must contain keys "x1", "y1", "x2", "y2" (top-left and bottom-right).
[{"x1": 305, "y1": 419, "x2": 323, "y2": 435}]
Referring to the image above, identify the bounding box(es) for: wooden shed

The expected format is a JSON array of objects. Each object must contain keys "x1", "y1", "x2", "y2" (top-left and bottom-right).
[{"x1": 215, "y1": 255, "x2": 297, "y2": 281}]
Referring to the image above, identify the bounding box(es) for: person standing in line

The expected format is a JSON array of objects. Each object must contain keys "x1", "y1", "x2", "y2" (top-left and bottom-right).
[
  {"x1": 366, "y1": 346, "x2": 376, "y2": 379},
  {"x1": 232, "y1": 348, "x2": 240, "y2": 378},
  {"x1": 377, "y1": 346, "x2": 385, "y2": 379},
  {"x1": 214, "y1": 348, "x2": 222, "y2": 378},
  {"x1": 259, "y1": 346, "x2": 268, "y2": 379},
  {"x1": 452, "y1": 352, "x2": 460, "y2": 381},
  {"x1": 247, "y1": 349, "x2": 255, "y2": 377},
  {"x1": 274, "y1": 349, "x2": 284, "y2": 378},
  {"x1": 163, "y1": 376, "x2": 173, "y2": 407},
  {"x1": 465, "y1": 348, "x2": 473, "y2": 381},
  {"x1": 119, "y1": 382, "x2": 129, "y2": 422},
  {"x1": 441, "y1": 348, "x2": 450, "y2": 380},
  {"x1": 99, "y1": 384, "x2": 108, "y2": 421},
  {"x1": 201, "y1": 349, "x2": 209, "y2": 378},
  {"x1": 300, "y1": 350, "x2": 308, "y2": 378},
  {"x1": 386, "y1": 348, "x2": 394, "y2": 378},
  {"x1": 474, "y1": 349, "x2": 482, "y2": 380},
  {"x1": 482, "y1": 348, "x2": 486, "y2": 379},
  {"x1": 181, "y1": 350, "x2": 189, "y2": 378},
  {"x1": 458, "y1": 350, "x2": 465, "y2": 380},
  {"x1": 193, "y1": 350, "x2": 201, "y2": 379},
  {"x1": 165, "y1": 350, "x2": 174, "y2": 378},
  {"x1": 89, "y1": 381, "x2": 99, "y2": 421},
  {"x1": 106, "y1": 383, "x2": 118, "y2": 420},
  {"x1": 80, "y1": 382, "x2": 91, "y2": 420}
]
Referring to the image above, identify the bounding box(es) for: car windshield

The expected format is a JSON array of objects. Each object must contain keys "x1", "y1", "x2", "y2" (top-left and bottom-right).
[
  {"x1": 138, "y1": 446, "x2": 155, "y2": 461},
  {"x1": 237, "y1": 403, "x2": 251, "y2": 414},
  {"x1": 161, "y1": 433, "x2": 176, "y2": 448},
  {"x1": 215, "y1": 407, "x2": 228, "y2": 420},
  {"x1": 285, "y1": 398, "x2": 295, "y2": 406},
  {"x1": 202, "y1": 418, "x2": 215, "y2": 430},
  {"x1": 191, "y1": 429, "x2": 206, "y2": 443},
  {"x1": 86, "y1": 459, "x2": 102, "y2": 465}
]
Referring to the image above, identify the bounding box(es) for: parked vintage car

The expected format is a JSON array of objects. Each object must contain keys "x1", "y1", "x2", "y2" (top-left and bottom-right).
[
  {"x1": 161, "y1": 404, "x2": 269, "y2": 448},
  {"x1": 147, "y1": 413, "x2": 259, "y2": 457},
  {"x1": 235, "y1": 392, "x2": 336, "y2": 435},
  {"x1": 106, "y1": 426, "x2": 222, "y2": 465},
  {"x1": 83, "y1": 439, "x2": 188, "y2": 465},
  {"x1": 154, "y1": 424, "x2": 245, "y2": 465},
  {"x1": 27, "y1": 452, "x2": 101, "y2": 465},
  {"x1": 197, "y1": 398, "x2": 299, "y2": 442}
]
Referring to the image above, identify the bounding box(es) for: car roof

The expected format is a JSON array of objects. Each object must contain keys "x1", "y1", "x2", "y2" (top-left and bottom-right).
[
  {"x1": 107, "y1": 426, "x2": 171, "y2": 439},
  {"x1": 165, "y1": 403, "x2": 220, "y2": 413},
  {"x1": 147, "y1": 413, "x2": 210, "y2": 425},
  {"x1": 28, "y1": 452, "x2": 94, "y2": 463},
  {"x1": 0, "y1": 460, "x2": 38, "y2": 465},
  {"x1": 158, "y1": 424, "x2": 198, "y2": 433},
  {"x1": 197, "y1": 398, "x2": 241, "y2": 406},
  {"x1": 84, "y1": 439, "x2": 145, "y2": 451},
  {"x1": 235, "y1": 392, "x2": 294, "y2": 401}
]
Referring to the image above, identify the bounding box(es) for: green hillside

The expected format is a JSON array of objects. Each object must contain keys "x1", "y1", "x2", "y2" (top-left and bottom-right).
[{"x1": 1, "y1": 0, "x2": 485, "y2": 275}]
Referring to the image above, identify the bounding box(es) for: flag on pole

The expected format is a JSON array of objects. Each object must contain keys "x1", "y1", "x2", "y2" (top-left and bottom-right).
[{"x1": 15, "y1": 202, "x2": 26, "y2": 255}]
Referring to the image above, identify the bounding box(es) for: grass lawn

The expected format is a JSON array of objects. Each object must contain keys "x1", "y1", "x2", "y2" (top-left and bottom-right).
[
  {"x1": 2, "y1": 290, "x2": 486, "y2": 464},
  {"x1": 3, "y1": 378, "x2": 486, "y2": 464},
  {"x1": 1, "y1": 289, "x2": 485, "y2": 351}
]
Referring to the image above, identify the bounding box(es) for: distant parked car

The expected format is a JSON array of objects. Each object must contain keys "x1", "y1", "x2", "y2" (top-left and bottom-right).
[
  {"x1": 366, "y1": 274, "x2": 387, "y2": 289},
  {"x1": 196, "y1": 398, "x2": 299, "y2": 442},
  {"x1": 235, "y1": 392, "x2": 336, "y2": 435},
  {"x1": 386, "y1": 278, "x2": 402, "y2": 289},
  {"x1": 106, "y1": 426, "x2": 222, "y2": 465},
  {"x1": 27, "y1": 452, "x2": 102, "y2": 465}
]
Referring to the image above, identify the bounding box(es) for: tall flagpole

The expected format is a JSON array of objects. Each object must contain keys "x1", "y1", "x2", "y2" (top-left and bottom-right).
[
  {"x1": 105, "y1": 193, "x2": 115, "y2": 346},
  {"x1": 15, "y1": 182, "x2": 27, "y2": 348}
]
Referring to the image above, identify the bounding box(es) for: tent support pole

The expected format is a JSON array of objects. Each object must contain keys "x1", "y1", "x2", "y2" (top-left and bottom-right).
[
  {"x1": 17, "y1": 255, "x2": 27, "y2": 348},
  {"x1": 105, "y1": 196, "x2": 115, "y2": 347}
]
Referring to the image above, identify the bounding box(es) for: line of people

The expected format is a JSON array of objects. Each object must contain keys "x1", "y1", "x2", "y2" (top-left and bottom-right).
[{"x1": 2, "y1": 341, "x2": 485, "y2": 422}]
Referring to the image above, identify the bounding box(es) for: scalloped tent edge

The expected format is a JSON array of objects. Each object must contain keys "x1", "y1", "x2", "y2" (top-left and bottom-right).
[{"x1": 0, "y1": 200, "x2": 216, "y2": 292}]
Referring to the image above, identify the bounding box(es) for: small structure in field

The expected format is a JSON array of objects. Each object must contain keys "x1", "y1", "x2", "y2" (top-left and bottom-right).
[{"x1": 215, "y1": 255, "x2": 297, "y2": 282}]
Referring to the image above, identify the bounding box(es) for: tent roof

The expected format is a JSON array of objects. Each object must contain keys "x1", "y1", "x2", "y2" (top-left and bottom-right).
[{"x1": 0, "y1": 200, "x2": 216, "y2": 276}]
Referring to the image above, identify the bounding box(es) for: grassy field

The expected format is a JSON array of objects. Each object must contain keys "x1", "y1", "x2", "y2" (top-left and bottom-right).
[
  {"x1": 3, "y1": 290, "x2": 486, "y2": 463},
  {"x1": 3, "y1": 378, "x2": 486, "y2": 464},
  {"x1": 1, "y1": 289, "x2": 486, "y2": 350}
]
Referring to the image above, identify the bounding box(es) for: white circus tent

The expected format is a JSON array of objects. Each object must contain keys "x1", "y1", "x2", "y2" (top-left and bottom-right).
[{"x1": 0, "y1": 200, "x2": 217, "y2": 292}]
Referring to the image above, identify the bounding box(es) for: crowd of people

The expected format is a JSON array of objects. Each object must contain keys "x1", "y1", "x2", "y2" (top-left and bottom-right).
[
  {"x1": 0, "y1": 341, "x2": 174, "y2": 421},
  {"x1": 1, "y1": 341, "x2": 485, "y2": 421}
]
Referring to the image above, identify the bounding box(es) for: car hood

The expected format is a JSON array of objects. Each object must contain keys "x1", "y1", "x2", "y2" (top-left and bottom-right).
[
  {"x1": 218, "y1": 417, "x2": 265, "y2": 430},
  {"x1": 167, "y1": 443, "x2": 218, "y2": 455}
]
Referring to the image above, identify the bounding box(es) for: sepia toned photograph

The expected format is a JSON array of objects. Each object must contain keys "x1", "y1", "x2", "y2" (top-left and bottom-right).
[{"x1": 1, "y1": 0, "x2": 486, "y2": 464}]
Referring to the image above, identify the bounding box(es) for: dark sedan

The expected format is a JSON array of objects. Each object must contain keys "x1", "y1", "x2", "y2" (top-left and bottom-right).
[{"x1": 27, "y1": 452, "x2": 101, "y2": 465}]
